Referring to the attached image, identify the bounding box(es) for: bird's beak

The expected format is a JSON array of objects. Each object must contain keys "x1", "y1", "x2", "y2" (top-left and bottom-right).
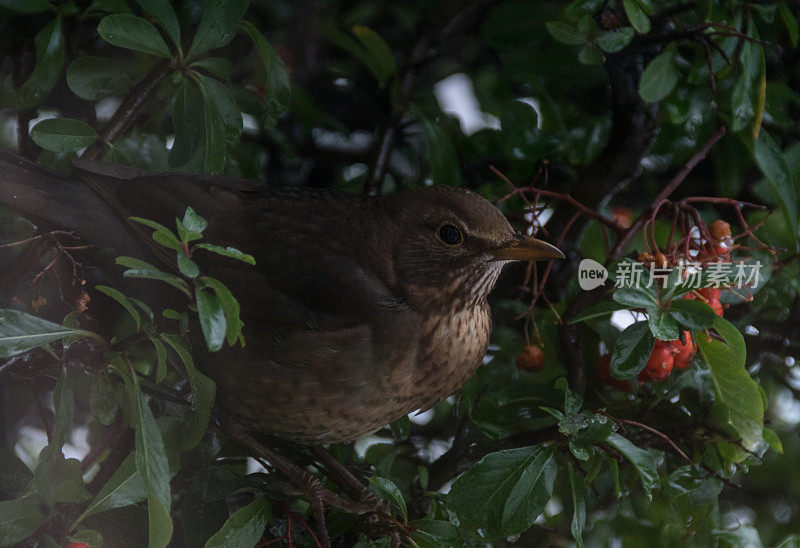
[{"x1": 490, "y1": 234, "x2": 565, "y2": 262}]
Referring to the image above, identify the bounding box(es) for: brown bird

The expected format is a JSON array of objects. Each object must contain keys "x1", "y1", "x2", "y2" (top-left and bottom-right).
[{"x1": 0, "y1": 149, "x2": 563, "y2": 443}]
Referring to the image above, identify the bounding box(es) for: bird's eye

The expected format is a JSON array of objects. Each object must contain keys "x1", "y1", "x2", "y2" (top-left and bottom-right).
[{"x1": 437, "y1": 223, "x2": 464, "y2": 246}]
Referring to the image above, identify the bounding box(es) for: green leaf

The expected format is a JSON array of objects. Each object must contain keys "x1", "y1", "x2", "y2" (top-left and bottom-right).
[
  {"x1": 351, "y1": 25, "x2": 397, "y2": 85},
  {"x1": 179, "y1": 206, "x2": 208, "y2": 237},
  {"x1": 200, "y1": 86, "x2": 226, "y2": 174},
  {"x1": 369, "y1": 477, "x2": 407, "y2": 522},
  {"x1": 149, "y1": 336, "x2": 168, "y2": 383},
  {"x1": 648, "y1": 308, "x2": 679, "y2": 340},
  {"x1": 0, "y1": 309, "x2": 99, "y2": 358},
  {"x1": 177, "y1": 253, "x2": 200, "y2": 278},
  {"x1": 545, "y1": 21, "x2": 586, "y2": 45},
  {"x1": 762, "y1": 427, "x2": 783, "y2": 453},
  {"x1": 0, "y1": 17, "x2": 65, "y2": 110},
  {"x1": 779, "y1": 2, "x2": 799, "y2": 47},
  {"x1": 98, "y1": 14, "x2": 172, "y2": 57},
  {"x1": 95, "y1": 285, "x2": 141, "y2": 329},
  {"x1": 416, "y1": 110, "x2": 462, "y2": 187},
  {"x1": 34, "y1": 445, "x2": 90, "y2": 507},
  {"x1": 116, "y1": 256, "x2": 191, "y2": 296},
  {"x1": 72, "y1": 453, "x2": 146, "y2": 527},
  {"x1": 240, "y1": 21, "x2": 290, "y2": 128},
  {"x1": 124, "y1": 367, "x2": 171, "y2": 515},
  {"x1": 90, "y1": 371, "x2": 120, "y2": 425},
  {"x1": 623, "y1": 0, "x2": 650, "y2": 33},
  {"x1": 169, "y1": 78, "x2": 204, "y2": 169},
  {"x1": 129, "y1": 216, "x2": 181, "y2": 250},
  {"x1": 753, "y1": 131, "x2": 799, "y2": 250},
  {"x1": 567, "y1": 463, "x2": 585, "y2": 547},
  {"x1": 639, "y1": 49, "x2": 680, "y2": 102},
  {"x1": 186, "y1": 0, "x2": 249, "y2": 61},
  {"x1": 668, "y1": 298, "x2": 717, "y2": 330},
  {"x1": 0, "y1": 0, "x2": 52, "y2": 12},
  {"x1": 52, "y1": 367, "x2": 74, "y2": 448},
  {"x1": 732, "y1": 32, "x2": 762, "y2": 133},
  {"x1": 606, "y1": 433, "x2": 661, "y2": 498},
  {"x1": 696, "y1": 316, "x2": 764, "y2": 455},
  {"x1": 147, "y1": 492, "x2": 173, "y2": 548},
  {"x1": 578, "y1": 44, "x2": 604, "y2": 65},
  {"x1": 194, "y1": 244, "x2": 255, "y2": 265},
  {"x1": 610, "y1": 321, "x2": 654, "y2": 380},
  {"x1": 196, "y1": 73, "x2": 243, "y2": 145},
  {"x1": 136, "y1": 0, "x2": 181, "y2": 50},
  {"x1": 0, "y1": 493, "x2": 45, "y2": 547},
  {"x1": 612, "y1": 287, "x2": 657, "y2": 308},
  {"x1": 30, "y1": 117, "x2": 98, "y2": 152},
  {"x1": 191, "y1": 57, "x2": 234, "y2": 81},
  {"x1": 595, "y1": 27, "x2": 634, "y2": 52},
  {"x1": 199, "y1": 276, "x2": 244, "y2": 346},
  {"x1": 196, "y1": 288, "x2": 227, "y2": 352},
  {"x1": 204, "y1": 497, "x2": 271, "y2": 548},
  {"x1": 447, "y1": 445, "x2": 556, "y2": 539},
  {"x1": 161, "y1": 334, "x2": 216, "y2": 450},
  {"x1": 66, "y1": 56, "x2": 131, "y2": 100}
]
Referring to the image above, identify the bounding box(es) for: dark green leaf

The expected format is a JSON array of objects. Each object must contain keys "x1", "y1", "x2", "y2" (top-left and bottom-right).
[
  {"x1": 116, "y1": 256, "x2": 190, "y2": 296},
  {"x1": 66, "y1": 56, "x2": 131, "y2": 100},
  {"x1": 129, "y1": 216, "x2": 180, "y2": 249},
  {"x1": 90, "y1": 371, "x2": 120, "y2": 425},
  {"x1": 30, "y1": 117, "x2": 98, "y2": 152},
  {"x1": 648, "y1": 308, "x2": 679, "y2": 340},
  {"x1": 612, "y1": 287, "x2": 657, "y2": 308},
  {"x1": 762, "y1": 427, "x2": 783, "y2": 453},
  {"x1": 194, "y1": 244, "x2": 255, "y2": 265},
  {"x1": 199, "y1": 277, "x2": 244, "y2": 346},
  {"x1": 417, "y1": 110, "x2": 462, "y2": 187},
  {"x1": 447, "y1": 445, "x2": 556, "y2": 539},
  {"x1": 204, "y1": 497, "x2": 270, "y2": 548},
  {"x1": 753, "y1": 131, "x2": 799, "y2": 250},
  {"x1": 136, "y1": 0, "x2": 180, "y2": 49},
  {"x1": 606, "y1": 433, "x2": 661, "y2": 498},
  {"x1": 779, "y1": 2, "x2": 799, "y2": 47},
  {"x1": 149, "y1": 336, "x2": 168, "y2": 383},
  {"x1": 567, "y1": 463, "x2": 585, "y2": 547},
  {"x1": 595, "y1": 27, "x2": 634, "y2": 52},
  {"x1": 52, "y1": 367, "x2": 74, "y2": 448},
  {"x1": 668, "y1": 298, "x2": 717, "y2": 330},
  {"x1": 196, "y1": 288, "x2": 226, "y2": 352},
  {"x1": 732, "y1": 32, "x2": 762, "y2": 133},
  {"x1": 240, "y1": 21, "x2": 290, "y2": 128},
  {"x1": 34, "y1": 445, "x2": 90, "y2": 507},
  {"x1": 610, "y1": 321, "x2": 654, "y2": 379},
  {"x1": 369, "y1": 477, "x2": 407, "y2": 522},
  {"x1": 196, "y1": 73, "x2": 243, "y2": 146},
  {"x1": 200, "y1": 86, "x2": 227, "y2": 174},
  {"x1": 147, "y1": 493, "x2": 173, "y2": 548},
  {"x1": 578, "y1": 44, "x2": 604, "y2": 65},
  {"x1": 0, "y1": 17, "x2": 65, "y2": 110},
  {"x1": 545, "y1": 21, "x2": 586, "y2": 45},
  {"x1": 96, "y1": 285, "x2": 141, "y2": 328},
  {"x1": 72, "y1": 453, "x2": 146, "y2": 527},
  {"x1": 696, "y1": 316, "x2": 764, "y2": 455},
  {"x1": 0, "y1": 309, "x2": 99, "y2": 357},
  {"x1": 639, "y1": 49, "x2": 679, "y2": 102},
  {"x1": 177, "y1": 254, "x2": 200, "y2": 278},
  {"x1": 169, "y1": 78, "x2": 204, "y2": 169},
  {"x1": 351, "y1": 25, "x2": 397, "y2": 85},
  {"x1": 0, "y1": 493, "x2": 45, "y2": 546},
  {"x1": 186, "y1": 0, "x2": 249, "y2": 61},
  {"x1": 161, "y1": 334, "x2": 216, "y2": 450},
  {"x1": 191, "y1": 57, "x2": 234, "y2": 81},
  {"x1": 623, "y1": 0, "x2": 650, "y2": 33},
  {"x1": 97, "y1": 14, "x2": 172, "y2": 57}
]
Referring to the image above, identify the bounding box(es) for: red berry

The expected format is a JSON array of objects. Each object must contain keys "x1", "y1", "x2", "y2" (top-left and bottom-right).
[
  {"x1": 709, "y1": 220, "x2": 731, "y2": 240},
  {"x1": 597, "y1": 354, "x2": 631, "y2": 392},
  {"x1": 516, "y1": 345, "x2": 546, "y2": 372},
  {"x1": 671, "y1": 332, "x2": 695, "y2": 369},
  {"x1": 698, "y1": 287, "x2": 721, "y2": 301},
  {"x1": 66, "y1": 543, "x2": 89, "y2": 548},
  {"x1": 639, "y1": 342, "x2": 674, "y2": 382}
]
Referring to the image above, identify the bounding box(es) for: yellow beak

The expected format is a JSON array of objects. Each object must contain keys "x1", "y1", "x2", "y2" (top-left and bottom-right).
[{"x1": 490, "y1": 234, "x2": 565, "y2": 262}]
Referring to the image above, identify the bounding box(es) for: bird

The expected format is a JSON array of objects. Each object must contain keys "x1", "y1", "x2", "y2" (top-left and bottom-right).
[{"x1": 0, "y1": 148, "x2": 563, "y2": 443}]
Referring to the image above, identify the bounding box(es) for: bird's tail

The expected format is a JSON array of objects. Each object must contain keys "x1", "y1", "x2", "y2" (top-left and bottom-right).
[{"x1": 0, "y1": 148, "x2": 132, "y2": 253}]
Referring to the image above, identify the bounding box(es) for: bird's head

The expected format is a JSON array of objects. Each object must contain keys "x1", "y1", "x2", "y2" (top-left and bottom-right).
[{"x1": 386, "y1": 187, "x2": 564, "y2": 309}]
